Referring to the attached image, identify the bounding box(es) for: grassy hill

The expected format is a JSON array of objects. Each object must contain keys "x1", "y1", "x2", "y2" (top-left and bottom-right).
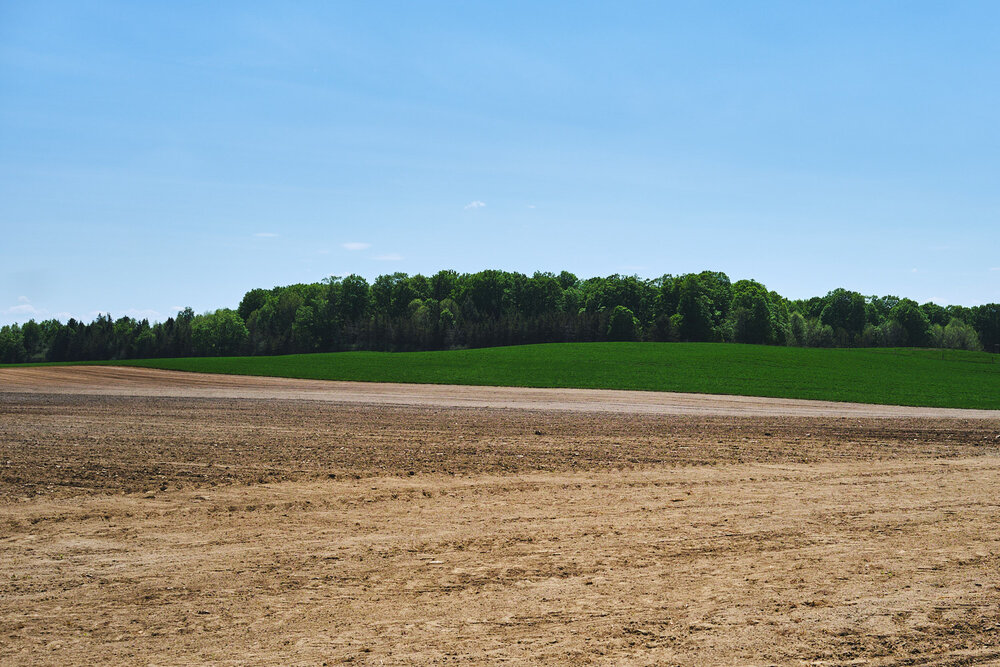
[{"x1": 21, "y1": 343, "x2": 999, "y2": 410}]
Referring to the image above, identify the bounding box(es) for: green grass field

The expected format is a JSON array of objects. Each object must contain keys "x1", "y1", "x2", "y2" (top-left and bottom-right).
[{"x1": 13, "y1": 343, "x2": 999, "y2": 410}]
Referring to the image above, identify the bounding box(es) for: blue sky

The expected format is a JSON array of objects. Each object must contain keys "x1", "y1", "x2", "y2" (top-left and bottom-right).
[{"x1": 2, "y1": 1, "x2": 998, "y2": 325}]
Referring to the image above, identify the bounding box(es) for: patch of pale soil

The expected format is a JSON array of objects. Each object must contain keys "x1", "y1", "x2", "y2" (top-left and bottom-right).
[
  {"x1": 2, "y1": 365, "x2": 998, "y2": 419},
  {"x1": 1, "y1": 373, "x2": 999, "y2": 664},
  {"x1": 3, "y1": 458, "x2": 1000, "y2": 665}
]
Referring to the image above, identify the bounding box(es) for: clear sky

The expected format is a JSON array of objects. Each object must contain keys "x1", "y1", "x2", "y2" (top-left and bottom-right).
[{"x1": 2, "y1": 1, "x2": 999, "y2": 325}]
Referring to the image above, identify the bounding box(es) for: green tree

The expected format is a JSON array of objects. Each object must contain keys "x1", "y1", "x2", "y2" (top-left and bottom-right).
[
  {"x1": 654, "y1": 275, "x2": 679, "y2": 321},
  {"x1": 805, "y1": 318, "x2": 835, "y2": 347},
  {"x1": 192, "y1": 309, "x2": 249, "y2": 356},
  {"x1": 869, "y1": 295, "x2": 901, "y2": 324},
  {"x1": 292, "y1": 305, "x2": 318, "y2": 352},
  {"x1": 697, "y1": 270, "x2": 733, "y2": 330},
  {"x1": 430, "y1": 270, "x2": 459, "y2": 301},
  {"x1": 788, "y1": 311, "x2": 806, "y2": 346},
  {"x1": 0, "y1": 325, "x2": 26, "y2": 363},
  {"x1": 607, "y1": 306, "x2": 639, "y2": 341},
  {"x1": 730, "y1": 279, "x2": 775, "y2": 344},
  {"x1": 340, "y1": 274, "x2": 370, "y2": 322},
  {"x1": 460, "y1": 270, "x2": 512, "y2": 320},
  {"x1": 556, "y1": 270, "x2": 579, "y2": 290},
  {"x1": 920, "y1": 302, "x2": 949, "y2": 327},
  {"x1": 676, "y1": 275, "x2": 713, "y2": 341},
  {"x1": 941, "y1": 318, "x2": 981, "y2": 351},
  {"x1": 889, "y1": 299, "x2": 931, "y2": 347},
  {"x1": 238, "y1": 288, "x2": 269, "y2": 322},
  {"x1": 820, "y1": 289, "x2": 867, "y2": 344},
  {"x1": 971, "y1": 304, "x2": 1000, "y2": 352},
  {"x1": 20, "y1": 319, "x2": 42, "y2": 360}
]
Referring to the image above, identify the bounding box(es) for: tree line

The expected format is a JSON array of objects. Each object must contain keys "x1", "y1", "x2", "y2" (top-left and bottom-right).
[{"x1": 2, "y1": 269, "x2": 998, "y2": 363}]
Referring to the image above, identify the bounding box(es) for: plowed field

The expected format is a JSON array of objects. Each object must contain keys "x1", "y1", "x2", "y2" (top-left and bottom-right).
[{"x1": 2, "y1": 367, "x2": 999, "y2": 665}]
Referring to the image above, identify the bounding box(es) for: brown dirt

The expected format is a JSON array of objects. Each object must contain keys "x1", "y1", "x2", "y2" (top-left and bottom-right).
[
  {"x1": 3, "y1": 365, "x2": 999, "y2": 419},
  {"x1": 2, "y1": 367, "x2": 1000, "y2": 665}
]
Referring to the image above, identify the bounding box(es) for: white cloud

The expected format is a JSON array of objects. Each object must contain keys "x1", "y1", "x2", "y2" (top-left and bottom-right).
[
  {"x1": 4, "y1": 296, "x2": 45, "y2": 317},
  {"x1": 527, "y1": 204, "x2": 536, "y2": 209},
  {"x1": 464, "y1": 200, "x2": 486, "y2": 209},
  {"x1": 342, "y1": 242, "x2": 371, "y2": 251},
  {"x1": 374, "y1": 253, "x2": 403, "y2": 261},
  {"x1": 911, "y1": 268, "x2": 918, "y2": 273},
  {"x1": 253, "y1": 232, "x2": 279, "y2": 238},
  {"x1": 7, "y1": 303, "x2": 42, "y2": 315},
  {"x1": 990, "y1": 267, "x2": 1000, "y2": 272},
  {"x1": 1, "y1": 298, "x2": 88, "y2": 324}
]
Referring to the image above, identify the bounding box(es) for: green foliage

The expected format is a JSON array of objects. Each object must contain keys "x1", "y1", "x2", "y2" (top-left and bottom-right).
[
  {"x1": 191, "y1": 309, "x2": 249, "y2": 356},
  {"x1": 0, "y1": 325, "x2": 26, "y2": 363},
  {"x1": 556, "y1": 270, "x2": 579, "y2": 290},
  {"x1": 788, "y1": 312, "x2": 806, "y2": 346},
  {"x1": 931, "y1": 318, "x2": 982, "y2": 351},
  {"x1": 890, "y1": 299, "x2": 931, "y2": 347},
  {"x1": 697, "y1": 270, "x2": 733, "y2": 329},
  {"x1": 428, "y1": 270, "x2": 457, "y2": 301},
  {"x1": 237, "y1": 288, "x2": 269, "y2": 322},
  {"x1": 820, "y1": 288, "x2": 867, "y2": 344},
  {"x1": 607, "y1": 306, "x2": 639, "y2": 341},
  {"x1": 972, "y1": 303, "x2": 1000, "y2": 352},
  {"x1": 731, "y1": 279, "x2": 775, "y2": 344},
  {"x1": 805, "y1": 318, "x2": 835, "y2": 347},
  {"x1": 676, "y1": 275, "x2": 714, "y2": 341},
  {"x1": 59, "y1": 343, "x2": 1000, "y2": 410},
  {"x1": 339, "y1": 274, "x2": 371, "y2": 321},
  {"x1": 3, "y1": 269, "x2": 998, "y2": 364},
  {"x1": 921, "y1": 302, "x2": 949, "y2": 327}
]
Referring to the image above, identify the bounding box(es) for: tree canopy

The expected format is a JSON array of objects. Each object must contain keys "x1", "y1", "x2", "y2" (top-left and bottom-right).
[{"x1": 1, "y1": 269, "x2": 995, "y2": 363}]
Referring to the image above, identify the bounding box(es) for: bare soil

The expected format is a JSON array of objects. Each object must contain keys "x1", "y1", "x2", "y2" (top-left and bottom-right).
[
  {"x1": 2, "y1": 367, "x2": 1000, "y2": 665},
  {"x1": 4, "y1": 365, "x2": 999, "y2": 419}
]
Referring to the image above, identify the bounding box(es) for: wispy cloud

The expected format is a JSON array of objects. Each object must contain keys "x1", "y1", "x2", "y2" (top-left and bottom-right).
[
  {"x1": 464, "y1": 200, "x2": 486, "y2": 210},
  {"x1": 6, "y1": 303, "x2": 42, "y2": 316},
  {"x1": 1, "y1": 298, "x2": 88, "y2": 324},
  {"x1": 527, "y1": 204, "x2": 536, "y2": 209},
  {"x1": 374, "y1": 253, "x2": 403, "y2": 261},
  {"x1": 342, "y1": 242, "x2": 371, "y2": 251},
  {"x1": 990, "y1": 267, "x2": 1000, "y2": 272},
  {"x1": 253, "y1": 232, "x2": 279, "y2": 238},
  {"x1": 4, "y1": 296, "x2": 45, "y2": 317}
]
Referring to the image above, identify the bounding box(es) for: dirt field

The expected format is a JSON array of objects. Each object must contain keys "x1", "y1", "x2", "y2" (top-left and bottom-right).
[
  {"x1": 3, "y1": 365, "x2": 998, "y2": 419},
  {"x1": 2, "y1": 368, "x2": 1000, "y2": 665}
]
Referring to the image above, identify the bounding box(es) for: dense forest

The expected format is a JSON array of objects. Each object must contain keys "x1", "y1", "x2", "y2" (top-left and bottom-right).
[{"x1": 1, "y1": 270, "x2": 998, "y2": 363}]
